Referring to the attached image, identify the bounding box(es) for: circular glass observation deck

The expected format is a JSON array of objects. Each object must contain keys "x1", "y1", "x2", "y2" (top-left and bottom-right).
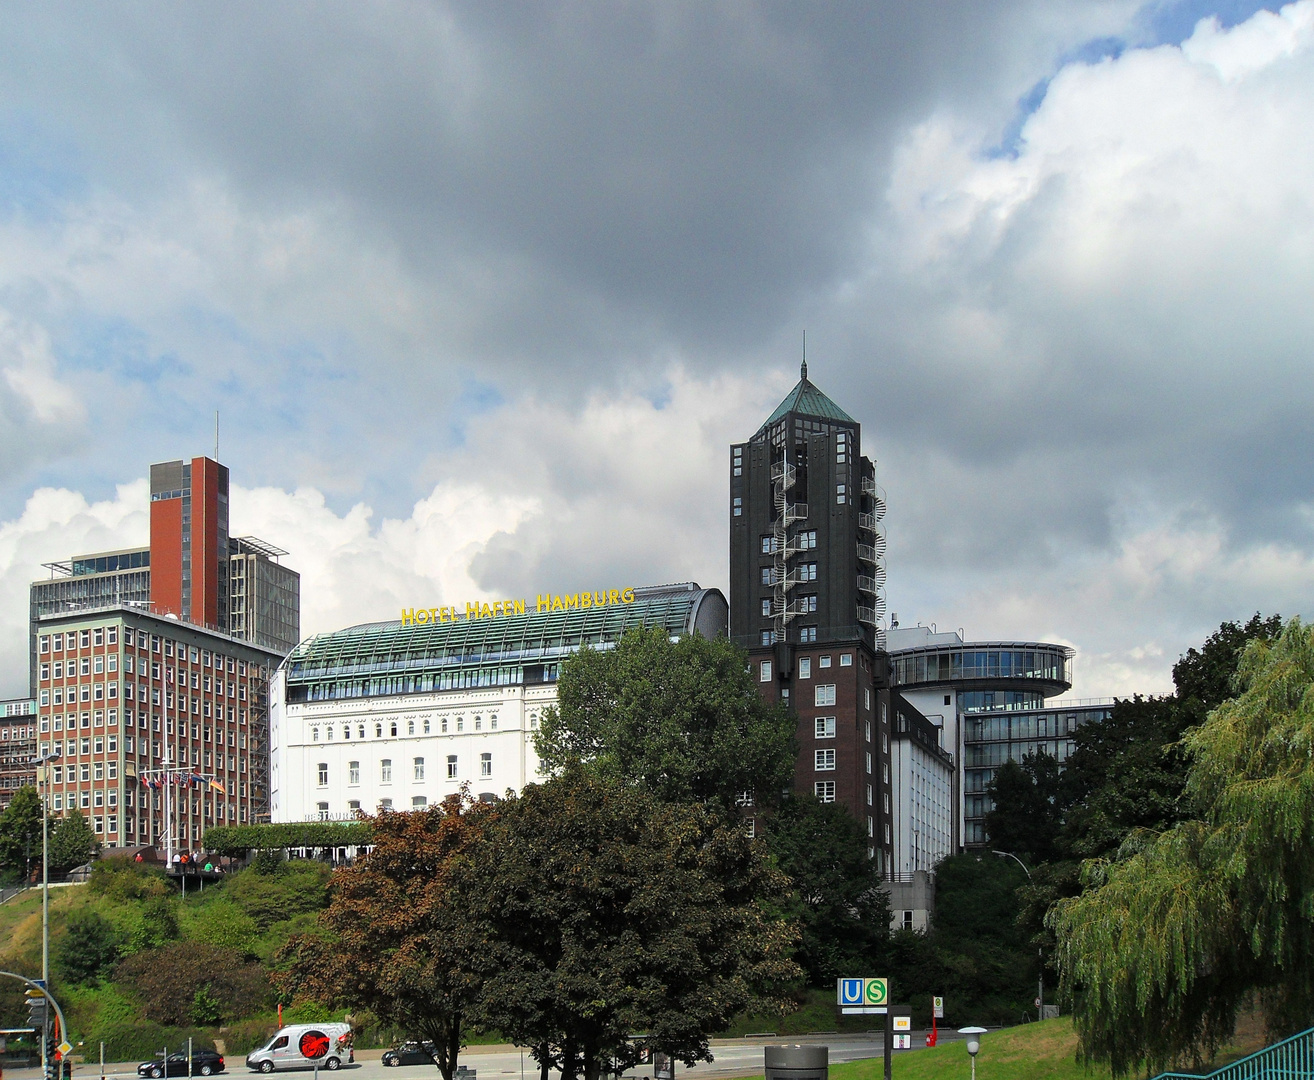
[{"x1": 889, "y1": 641, "x2": 1073, "y2": 698}]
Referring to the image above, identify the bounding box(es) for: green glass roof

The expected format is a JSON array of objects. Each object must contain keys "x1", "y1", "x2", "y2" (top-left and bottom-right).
[
  {"x1": 284, "y1": 583, "x2": 720, "y2": 685},
  {"x1": 754, "y1": 362, "x2": 856, "y2": 438}
]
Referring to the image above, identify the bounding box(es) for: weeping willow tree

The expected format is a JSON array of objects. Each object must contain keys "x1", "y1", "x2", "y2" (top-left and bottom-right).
[{"x1": 1048, "y1": 617, "x2": 1314, "y2": 1077}]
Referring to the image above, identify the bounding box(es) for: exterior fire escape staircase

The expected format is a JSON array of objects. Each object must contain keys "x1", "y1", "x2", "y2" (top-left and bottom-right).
[
  {"x1": 857, "y1": 473, "x2": 888, "y2": 648},
  {"x1": 770, "y1": 460, "x2": 808, "y2": 640}
]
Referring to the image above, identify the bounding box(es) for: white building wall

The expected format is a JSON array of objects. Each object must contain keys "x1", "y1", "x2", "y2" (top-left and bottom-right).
[
  {"x1": 269, "y1": 668, "x2": 557, "y2": 821},
  {"x1": 890, "y1": 736, "x2": 954, "y2": 883}
]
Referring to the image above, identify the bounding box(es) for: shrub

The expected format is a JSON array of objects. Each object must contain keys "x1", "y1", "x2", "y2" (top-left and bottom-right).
[
  {"x1": 89, "y1": 855, "x2": 171, "y2": 901},
  {"x1": 115, "y1": 942, "x2": 273, "y2": 1025},
  {"x1": 55, "y1": 909, "x2": 123, "y2": 985}
]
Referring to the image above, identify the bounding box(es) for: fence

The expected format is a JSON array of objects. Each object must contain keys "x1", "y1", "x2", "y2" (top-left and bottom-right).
[{"x1": 1152, "y1": 1027, "x2": 1314, "y2": 1080}]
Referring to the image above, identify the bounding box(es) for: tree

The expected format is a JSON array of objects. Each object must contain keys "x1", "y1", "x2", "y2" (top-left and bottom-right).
[
  {"x1": 54, "y1": 908, "x2": 122, "y2": 985},
  {"x1": 534, "y1": 628, "x2": 797, "y2": 813},
  {"x1": 762, "y1": 796, "x2": 889, "y2": 985},
  {"x1": 983, "y1": 752, "x2": 1063, "y2": 865},
  {"x1": 1060, "y1": 615, "x2": 1282, "y2": 860},
  {"x1": 279, "y1": 796, "x2": 493, "y2": 1080},
  {"x1": 48, "y1": 810, "x2": 99, "y2": 873},
  {"x1": 452, "y1": 772, "x2": 800, "y2": 1080},
  {"x1": 0, "y1": 786, "x2": 42, "y2": 882},
  {"x1": 1049, "y1": 618, "x2": 1314, "y2": 1076}
]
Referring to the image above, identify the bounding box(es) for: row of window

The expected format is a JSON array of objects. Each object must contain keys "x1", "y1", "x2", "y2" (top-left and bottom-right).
[
  {"x1": 813, "y1": 749, "x2": 876, "y2": 775},
  {"x1": 760, "y1": 530, "x2": 818, "y2": 554},
  {"x1": 39, "y1": 629, "x2": 263, "y2": 676},
  {"x1": 318, "y1": 753, "x2": 494, "y2": 786},
  {"x1": 760, "y1": 564, "x2": 818, "y2": 585},
  {"x1": 0, "y1": 727, "x2": 34, "y2": 742},
  {"x1": 308, "y1": 712, "x2": 519, "y2": 742}
]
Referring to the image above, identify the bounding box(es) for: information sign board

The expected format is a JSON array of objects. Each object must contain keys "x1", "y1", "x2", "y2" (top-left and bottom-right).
[
  {"x1": 836, "y1": 977, "x2": 888, "y2": 1014},
  {"x1": 933, "y1": 996, "x2": 944, "y2": 1019}
]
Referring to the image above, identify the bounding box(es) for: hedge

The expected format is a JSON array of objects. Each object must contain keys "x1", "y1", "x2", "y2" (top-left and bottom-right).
[{"x1": 203, "y1": 822, "x2": 373, "y2": 857}]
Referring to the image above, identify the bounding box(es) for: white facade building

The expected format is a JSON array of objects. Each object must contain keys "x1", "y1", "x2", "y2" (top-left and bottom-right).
[{"x1": 270, "y1": 583, "x2": 729, "y2": 822}]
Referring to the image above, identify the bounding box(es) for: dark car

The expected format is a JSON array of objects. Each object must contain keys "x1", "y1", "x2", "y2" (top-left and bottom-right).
[
  {"x1": 382, "y1": 1042, "x2": 438, "y2": 1067},
  {"x1": 138, "y1": 1050, "x2": 226, "y2": 1077}
]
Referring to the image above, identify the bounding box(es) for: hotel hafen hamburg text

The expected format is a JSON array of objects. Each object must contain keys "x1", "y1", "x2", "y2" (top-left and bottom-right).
[{"x1": 268, "y1": 584, "x2": 728, "y2": 822}]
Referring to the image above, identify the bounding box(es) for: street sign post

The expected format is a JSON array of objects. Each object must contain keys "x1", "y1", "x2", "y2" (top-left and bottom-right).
[{"x1": 835, "y1": 977, "x2": 888, "y2": 1014}]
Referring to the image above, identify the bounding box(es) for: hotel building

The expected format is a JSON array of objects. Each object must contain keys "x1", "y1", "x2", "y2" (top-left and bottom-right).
[{"x1": 268, "y1": 584, "x2": 728, "y2": 823}]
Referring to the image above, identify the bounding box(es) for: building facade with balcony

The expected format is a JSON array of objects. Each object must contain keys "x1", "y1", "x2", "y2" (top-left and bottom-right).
[
  {"x1": 0, "y1": 697, "x2": 37, "y2": 811},
  {"x1": 729, "y1": 360, "x2": 895, "y2": 870}
]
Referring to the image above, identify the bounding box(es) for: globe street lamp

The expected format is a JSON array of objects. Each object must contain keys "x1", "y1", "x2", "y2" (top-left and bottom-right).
[
  {"x1": 992, "y1": 850, "x2": 1046, "y2": 1019},
  {"x1": 958, "y1": 1027, "x2": 987, "y2": 1080}
]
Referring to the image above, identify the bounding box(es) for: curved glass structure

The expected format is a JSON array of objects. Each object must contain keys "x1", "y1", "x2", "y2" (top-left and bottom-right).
[
  {"x1": 890, "y1": 642, "x2": 1073, "y2": 697},
  {"x1": 282, "y1": 583, "x2": 727, "y2": 704}
]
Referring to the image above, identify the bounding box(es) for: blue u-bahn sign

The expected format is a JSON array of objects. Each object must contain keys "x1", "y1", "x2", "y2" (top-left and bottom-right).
[{"x1": 836, "y1": 977, "x2": 888, "y2": 1012}]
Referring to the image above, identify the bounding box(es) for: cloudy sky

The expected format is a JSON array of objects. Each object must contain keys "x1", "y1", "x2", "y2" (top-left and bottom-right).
[{"x1": 1, "y1": 0, "x2": 1312, "y2": 699}]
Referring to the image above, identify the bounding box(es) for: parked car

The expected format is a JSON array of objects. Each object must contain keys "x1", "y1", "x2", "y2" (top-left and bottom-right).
[
  {"x1": 138, "y1": 1050, "x2": 226, "y2": 1077},
  {"x1": 246, "y1": 1024, "x2": 353, "y2": 1073},
  {"x1": 382, "y1": 1042, "x2": 439, "y2": 1067}
]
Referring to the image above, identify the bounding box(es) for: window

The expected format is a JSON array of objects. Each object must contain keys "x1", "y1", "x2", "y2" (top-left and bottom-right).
[
  {"x1": 799, "y1": 594, "x2": 817, "y2": 612},
  {"x1": 108, "y1": 627, "x2": 117, "y2": 645},
  {"x1": 735, "y1": 791, "x2": 754, "y2": 807},
  {"x1": 761, "y1": 599, "x2": 771, "y2": 617},
  {"x1": 865, "y1": 752, "x2": 872, "y2": 775},
  {"x1": 866, "y1": 784, "x2": 873, "y2": 806},
  {"x1": 815, "y1": 684, "x2": 836, "y2": 706},
  {"x1": 316, "y1": 802, "x2": 329, "y2": 821},
  {"x1": 745, "y1": 817, "x2": 756, "y2": 838},
  {"x1": 799, "y1": 563, "x2": 818, "y2": 581},
  {"x1": 865, "y1": 720, "x2": 871, "y2": 742},
  {"x1": 413, "y1": 757, "x2": 425, "y2": 781},
  {"x1": 836, "y1": 483, "x2": 847, "y2": 504},
  {"x1": 456, "y1": 717, "x2": 464, "y2": 732},
  {"x1": 423, "y1": 718, "x2": 431, "y2": 734},
  {"x1": 446, "y1": 755, "x2": 457, "y2": 779},
  {"x1": 40, "y1": 636, "x2": 49, "y2": 654},
  {"x1": 760, "y1": 535, "x2": 775, "y2": 554},
  {"x1": 474, "y1": 716, "x2": 482, "y2": 731},
  {"x1": 840, "y1": 654, "x2": 852, "y2": 667},
  {"x1": 798, "y1": 530, "x2": 817, "y2": 549},
  {"x1": 815, "y1": 749, "x2": 835, "y2": 771},
  {"x1": 412, "y1": 796, "x2": 427, "y2": 808},
  {"x1": 820, "y1": 655, "x2": 832, "y2": 668},
  {"x1": 407, "y1": 720, "x2": 415, "y2": 735},
  {"x1": 490, "y1": 715, "x2": 498, "y2": 730},
  {"x1": 380, "y1": 759, "x2": 392, "y2": 783},
  {"x1": 815, "y1": 716, "x2": 835, "y2": 739},
  {"x1": 760, "y1": 567, "x2": 774, "y2": 586},
  {"x1": 390, "y1": 722, "x2": 398, "y2": 737},
  {"x1": 312, "y1": 727, "x2": 319, "y2": 742},
  {"x1": 480, "y1": 752, "x2": 492, "y2": 778},
  {"x1": 944, "y1": 694, "x2": 952, "y2": 706},
  {"x1": 375, "y1": 723, "x2": 383, "y2": 738},
  {"x1": 378, "y1": 798, "x2": 393, "y2": 810},
  {"x1": 732, "y1": 446, "x2": 743, "y2": 476},
  {"x1": 798, "y1": 657, "x2": 811, "y2": 679},
  {"x1": 349, "y1": 761, "x2": 360, "y2": 785},
  {"x1": 760, "y1": 661, "x2": 773, "y2": 682},
  {"x1": 864, "y1": 688, "x2": 871, "y2": 710},
  {"x1": 814, "y1": 781, "x2": 836, "y2": 803},
  {"x1": 732, "y1": 497, "x2": 742, "y2": 517},
  {"x1": 348, "y1": 800, "x2": 360, "y2": 812}
]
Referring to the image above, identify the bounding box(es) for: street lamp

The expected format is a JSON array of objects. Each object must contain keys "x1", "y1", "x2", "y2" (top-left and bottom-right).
[
  {"x1": 992, "y1": 850, "x2": 1046, "y2": 1020},
  {"x1": 958, "y1": 1027, "x2": 986, "y2": 1080},
  {"x1": 32, "y1": 747, "x2": 61, "y2": 1080}
]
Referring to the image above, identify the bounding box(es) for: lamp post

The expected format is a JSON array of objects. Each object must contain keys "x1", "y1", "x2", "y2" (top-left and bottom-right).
[
  {"x1": 992, "y1": 850, "x2": 1045, "y2": 1019},
  {"x1": 958, "y1": 1027, "x2": 986, "y2": 1080},
  {"x1": 33, "y1": 747, "x2": 62, "y2": 1080}
]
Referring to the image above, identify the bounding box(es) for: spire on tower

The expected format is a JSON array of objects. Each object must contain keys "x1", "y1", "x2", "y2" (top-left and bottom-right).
[{"x1": 801, "y1": 330, "x2": 808, "y2": 381}]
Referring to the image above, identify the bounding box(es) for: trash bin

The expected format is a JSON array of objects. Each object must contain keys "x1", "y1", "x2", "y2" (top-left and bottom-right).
[{"x1": 764, "y1": 1045, "x2": 827, "y2": 1080}]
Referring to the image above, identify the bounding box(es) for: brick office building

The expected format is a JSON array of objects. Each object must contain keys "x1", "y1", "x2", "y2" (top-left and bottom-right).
[{"x1": 729, "y1": 360, "x2": 904, "y2": 872}]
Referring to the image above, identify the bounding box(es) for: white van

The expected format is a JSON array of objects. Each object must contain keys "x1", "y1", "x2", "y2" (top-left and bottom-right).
[{"x1": 246, "y1": 1024, "x2": 353, "y2": 1073}]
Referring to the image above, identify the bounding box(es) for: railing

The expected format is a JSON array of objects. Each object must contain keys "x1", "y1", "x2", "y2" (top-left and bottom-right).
[
  {"x1": 857, "y1": 576, "x2": 878, "y2": 595},
  {"x1": 857, "y1": 606, "x2": 881, "y2": 627},
  {"x1": 862, "y1": 476, "x2": 877, "y2": 497},
  {"x1": 770, "y1": 461, "x2": 796, "y2": 491},
  {"x1": 858, "y1": 512, "x2": 879, "y2": 532},
  {"x1": 857, "y1": 544, "x2": 878, "y2": 564},
  {"x1": 1152, "y1": 1027, "x2": 1314, "y2": 1080},
  {"x1": 778, "y1": 502, "x2": 808, "y2": 525},
  {"x1": 0, "y1": 884, "x2": 29, "y2": 905}
]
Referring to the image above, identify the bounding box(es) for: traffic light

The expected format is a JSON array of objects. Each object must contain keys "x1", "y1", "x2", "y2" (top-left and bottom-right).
[
  {"x1": 25, "y1": 988, "x2": 48, "y2": 1031},
  {"x1": 45, "y1": 1034, "x2": 57, "y2": 1080}
]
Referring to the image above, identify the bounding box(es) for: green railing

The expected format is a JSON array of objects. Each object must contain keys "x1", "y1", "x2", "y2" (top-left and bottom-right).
[{"x1": 1152, "y1": 1027, "x2": 1314, "y2": 1080}]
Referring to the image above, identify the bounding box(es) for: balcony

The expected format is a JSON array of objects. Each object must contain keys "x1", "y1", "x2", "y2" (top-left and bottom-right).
[
  {"x1": 778, "y1": 501, "x2": 808, "y2": 526},
  {"x1": 857, "y1": 543, "x2": 878, "y2": 564},
  {"x1": 857, "y1": 606, "x2": 881, "y2": 627},
  {"x1": 861, "y1": 476, "x2": 877, "y2": 497},
  {"x1": 857, "y1": 575, "x2": 879, "y2": 595},
  {"x1": 858, "y1": 511, "x2": 882, "y2": 532}
]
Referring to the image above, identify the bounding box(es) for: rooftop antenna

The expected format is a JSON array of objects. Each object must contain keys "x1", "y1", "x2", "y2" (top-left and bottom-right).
[{"x1": 801, "y1": 330, "x2": 807, "y2": 381}]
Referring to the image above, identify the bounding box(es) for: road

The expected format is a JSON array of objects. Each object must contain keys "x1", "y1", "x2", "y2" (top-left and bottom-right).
[{"x1": 4, "y1": 1031, "x2": 964, "y2": 1080}]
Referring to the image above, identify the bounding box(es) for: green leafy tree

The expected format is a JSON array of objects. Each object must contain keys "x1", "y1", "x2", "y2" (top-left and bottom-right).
[
  {"x1": 534, "y1": 628, "x2": 796, "y2": 813},
  {"x1": 983, "y1": 752, "x2": 1063, "y2": 865},
  {"x1": 762, "y1": 796, "x2": 889, "y2": 985},
  {"x1": 279, "y1": 796, "x2": 493, "y2": 1080},
  {"x1": 48, "y1": 810, "x2": 99, "y2": 873},
  {"x1": 0, "y1": 785, "x2": 42, "y2": 882},
  {"x1": 1050, "y1": 617, "x2": 1314, "y2": 1076},
  {"x1": 55, "y1": 908, "x2": 123, "y2": 985},
  {"x1": 453, "y1": 772, "x2": 800, "y2": 1080}
]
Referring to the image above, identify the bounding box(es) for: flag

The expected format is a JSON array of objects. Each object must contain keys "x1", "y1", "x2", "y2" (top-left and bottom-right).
[{"x1": 209, "y1": 779, "x2": 225, "y2": 794}]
